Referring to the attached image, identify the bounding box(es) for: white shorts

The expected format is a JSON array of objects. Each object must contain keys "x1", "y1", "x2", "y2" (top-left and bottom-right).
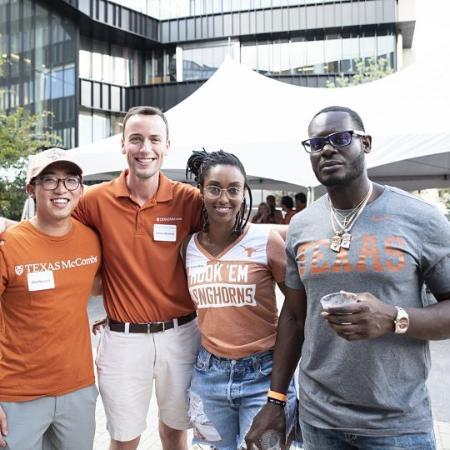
[{"x1": 96, "y1": 318, "x2": 200, "y2": 442}]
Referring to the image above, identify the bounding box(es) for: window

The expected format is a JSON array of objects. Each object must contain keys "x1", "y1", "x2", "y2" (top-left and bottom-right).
[
  {"x1": 240, "y1": 33, "x2": 395, "y2": 77},
  {"x1": 93, "y1": 112, "x2": 109, "y2": 141},
  {"x1": 93, "y1": 82, "x2": 101, "y2": 109},
  {"x1": 324, "y1": 37, "x2": 341, "y2": 73},
  {"x1": 102, "y1": 84, "x2": 110, "y2": 110},
  {"x1": 81, "y1": 80, "x2": 92, "y2": 107},
  {"x1": 79, "y1": 50, "x2": 92, "y2": 78},
  {"x1": 241, "y1": 42, "x2": 257, "y2": 71},
  {"x1": 111, "y1": 85, "x2": 121, "y2": 111},
  {"x1": 63, "y1": 64, "x2": 75, "y2": 97},
  {"x1": 182, "y1": 42, "x2": 233, "y2": 81},
  {"x1": 342, "y1": 37, "x2": 359, "y2": 72},
  {"x1": 102, "y1": 54, "x2": 113, "y2": 83}
]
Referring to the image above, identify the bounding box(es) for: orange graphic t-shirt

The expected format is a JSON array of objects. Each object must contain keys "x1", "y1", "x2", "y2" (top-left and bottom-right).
[
  {"x1": 0, "y1": 219, "x2": 101, "y2": 401},
  {"x1": 185, "y1": 224, "x2": 285, "y2": 359}
]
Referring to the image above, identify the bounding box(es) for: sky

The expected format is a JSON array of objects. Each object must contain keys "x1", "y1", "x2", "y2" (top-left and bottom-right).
[{"x1": 413, "y1": 0, "x2": 450, "y2": 61}]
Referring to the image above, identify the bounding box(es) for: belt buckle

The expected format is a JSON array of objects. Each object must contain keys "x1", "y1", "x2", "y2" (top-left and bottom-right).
[{"x1": 147, "y1": 321, "x2": 165, "y2": 333}]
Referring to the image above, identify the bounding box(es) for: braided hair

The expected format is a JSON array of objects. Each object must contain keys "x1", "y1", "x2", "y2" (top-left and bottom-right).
[{"x1": 186, "y1": 149, "x2": 253, "y2": 236}]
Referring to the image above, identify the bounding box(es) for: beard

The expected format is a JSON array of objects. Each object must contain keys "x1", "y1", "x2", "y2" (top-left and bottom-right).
[{"x1": 316, "y1": 151, "x2": 365, "y2": 187}]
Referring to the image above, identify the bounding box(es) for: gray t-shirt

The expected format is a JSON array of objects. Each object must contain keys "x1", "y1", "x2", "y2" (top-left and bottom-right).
[{"x1": 286, "y1": 185, "x2": 450, "y2": 436}]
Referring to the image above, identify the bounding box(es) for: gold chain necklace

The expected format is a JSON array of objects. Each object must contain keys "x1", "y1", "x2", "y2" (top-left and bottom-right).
[{"x1": 329, "y1": 182, "x2": 373, "y2": 253}]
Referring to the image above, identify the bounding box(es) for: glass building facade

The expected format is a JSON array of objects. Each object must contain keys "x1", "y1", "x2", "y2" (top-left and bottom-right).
[
  {"x1": 182, "y1": 40, "x2": 238, "y2": 81},
  {"x1": 0, "y1": 0, "x2": 414, "y2": 148},
  {"x1": 241, "y1": 34, "x2": 396, "y2": 76},
  {"x1": 111, "y1": 0, "x2": 343, "y2": 20},
  {"x1": 0, "y1": 0, "x2": 77, "y2": 146},
  {"x1": 177, "y1": 33, "x2": 395, "y2": 82},
  {"x1": 79, "y1": 37, "x2": 142, "y2": 86}
]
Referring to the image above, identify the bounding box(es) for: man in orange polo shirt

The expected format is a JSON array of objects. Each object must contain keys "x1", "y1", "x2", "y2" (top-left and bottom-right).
[
  {"x1": 74, "y1": 106, "x2": 203, "y2": 450},
  {"x1": 0, "y1": 149, "x2": 101, "y2": 449}
]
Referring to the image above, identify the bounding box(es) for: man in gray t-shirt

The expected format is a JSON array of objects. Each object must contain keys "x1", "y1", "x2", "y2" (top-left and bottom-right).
[{"x1": 246, "y1": 106, "x2": 450, "y2": 450}]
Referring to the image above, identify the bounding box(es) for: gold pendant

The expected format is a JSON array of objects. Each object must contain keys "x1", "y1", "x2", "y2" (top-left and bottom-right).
[
  {"x1": 330, "y1": 234, "x2": 342, "y2": 252},
  {"x1": 340, "y1": 232, "x2": 352, "y2": 250}
]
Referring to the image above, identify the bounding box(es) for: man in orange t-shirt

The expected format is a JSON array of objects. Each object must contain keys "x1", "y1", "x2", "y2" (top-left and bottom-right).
[
  {"x1": 74, "y1": 106, "x2": 203, "y2": 450},
  {"x1": 0, "y1": 149, "x2": 101, "y2": 450}
]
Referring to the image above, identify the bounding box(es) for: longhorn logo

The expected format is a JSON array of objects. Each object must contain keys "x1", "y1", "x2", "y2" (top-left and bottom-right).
[{"x1": 242, "y1": 246, "x2": 256, "y2": 257}]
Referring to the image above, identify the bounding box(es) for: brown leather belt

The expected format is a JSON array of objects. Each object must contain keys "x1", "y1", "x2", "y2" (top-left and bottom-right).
[{"x1": 108, "y1": 311, "x2": 196, "y2": 334}]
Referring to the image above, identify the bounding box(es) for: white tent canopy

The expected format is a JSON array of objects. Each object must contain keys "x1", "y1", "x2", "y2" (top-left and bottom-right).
[
  {"x1": 71, "y1": 54, "x2": 450, "y2": 192},
  {"x1": 67, "y1": 2, "x2": 450, "y2": 192},
  {"x1": 164, "y1": 54, "x2": 450, "y2": 191}
]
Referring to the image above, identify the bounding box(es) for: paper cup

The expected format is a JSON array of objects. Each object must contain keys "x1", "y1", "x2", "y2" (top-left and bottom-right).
[{"x1": 320, "y1": 291, "x2": 358, "y2": 309}]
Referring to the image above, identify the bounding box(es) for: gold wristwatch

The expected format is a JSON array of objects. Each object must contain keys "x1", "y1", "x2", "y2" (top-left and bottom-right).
[{"x1": 394, "y1": 306, "x2": 409, "y2": 334}]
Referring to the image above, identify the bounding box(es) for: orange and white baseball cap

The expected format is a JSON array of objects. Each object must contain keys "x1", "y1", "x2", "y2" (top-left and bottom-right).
[{"x1": 26, "y1": 148, "x2": 82, "y2": 184}]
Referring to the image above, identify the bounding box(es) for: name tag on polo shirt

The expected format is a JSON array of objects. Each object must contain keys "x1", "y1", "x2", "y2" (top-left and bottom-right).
[
  {"x1": 153, "y1": 224, "x2": 177, "y2": 242},
  {"x1": 27, "y1": 270, "x2": 55, "y2": 292}
]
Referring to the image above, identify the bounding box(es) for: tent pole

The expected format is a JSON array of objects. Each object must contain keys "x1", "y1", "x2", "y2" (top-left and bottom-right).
[{"x1": 307, "y1": 186, "x2": 315, "y2": 205}]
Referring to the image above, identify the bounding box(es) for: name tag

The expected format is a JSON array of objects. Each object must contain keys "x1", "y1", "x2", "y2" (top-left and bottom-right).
[
  {"x1": 153, "y1": 224, "x2": 177, "y2": 242},
  {"x1": 27, "y1": 270, "x2": 55, "y2": 292}
]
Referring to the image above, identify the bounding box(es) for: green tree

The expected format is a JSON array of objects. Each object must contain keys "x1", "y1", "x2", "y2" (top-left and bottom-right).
[
  {"x1": 0, "y1": 56, "x2": 60, "y2": 220},
  {"x1": 326, "y1": 57, "x2": 393, "y2": 88}
]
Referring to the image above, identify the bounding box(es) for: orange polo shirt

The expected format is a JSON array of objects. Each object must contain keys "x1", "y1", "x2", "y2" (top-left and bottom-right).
[
  {"x1": 0, "y1": 219, "x2": 101, "y2": 401},
  {"x1": 74, "y1": 170, "x2": 202, "y2": 323}
]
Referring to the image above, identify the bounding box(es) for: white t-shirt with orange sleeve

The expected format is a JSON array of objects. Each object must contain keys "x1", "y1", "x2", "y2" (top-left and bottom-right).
[{"x1": 185, "y1": 224, "x2": 285, "y2": 360}]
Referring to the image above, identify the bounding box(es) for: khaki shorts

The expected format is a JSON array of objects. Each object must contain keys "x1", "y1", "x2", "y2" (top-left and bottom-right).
[
  {"x1": 96, "y1": 318, "x2": 200, "y2": 442},
  {"x1": 0, "y1": 384, "x2": 98, "y2": 450}
]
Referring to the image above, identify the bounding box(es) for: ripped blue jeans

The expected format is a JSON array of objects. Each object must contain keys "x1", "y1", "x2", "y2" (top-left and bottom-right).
[{"x1": 188, "y1": 346, "x2": 297, "y2": 450}]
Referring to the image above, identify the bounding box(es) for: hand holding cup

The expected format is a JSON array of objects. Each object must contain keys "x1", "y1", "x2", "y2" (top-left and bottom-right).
[
  {"x1": 320, "y1": 291, "x2": 395, "y2": 341},
  {"x1": 320, "y1": 290, "x2": 360, "y2": 335},
  {"x1": 320, "y1": 291, "x2": 359, "y2": 310}
]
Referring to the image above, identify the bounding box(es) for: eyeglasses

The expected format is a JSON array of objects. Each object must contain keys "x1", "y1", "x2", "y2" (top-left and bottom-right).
[
  {"x1": 35, "y1": 176, "x2": 81, "y2": 191},
  {"x1": 302, "y1": 130, "x2": 366, "y2": 153},
  {"x1": 204, "y1": 186, "x2": 243, "y2": 199}
]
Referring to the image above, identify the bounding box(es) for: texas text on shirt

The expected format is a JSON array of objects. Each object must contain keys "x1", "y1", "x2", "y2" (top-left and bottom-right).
[
  {"x1": 285, "y1": 187, "x2": 450, "y2": 435},
  {"x1": 0, "y1": 219, "x2": 101, "y2": 401}
]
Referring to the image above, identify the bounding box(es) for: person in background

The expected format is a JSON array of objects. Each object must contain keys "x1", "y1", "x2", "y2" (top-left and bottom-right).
[
  {"x1": 294, "y1": 192, "x2": 307, "y2": 213},
  {"x1": 252, "y1": 202, "x2": 271, "y2": 224},
  {"x1": 266, "y1": 195, "x2": 284, "y2": 224},
  {"x1": 0, "y1": 148, "x2": 101, "y2": 450},
  {"x1": 281, "y1": 195, "x2": 296, "y2": 225},
  {"x1": 245, "y1": 105, "x2": 450, "y2": 450},
  {"x1": 183, "y1": 149, "x2": 297, "y2": 450}
]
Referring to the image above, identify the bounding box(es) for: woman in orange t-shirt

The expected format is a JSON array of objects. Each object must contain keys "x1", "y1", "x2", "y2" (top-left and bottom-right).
[{"x1": 183, "y1": 150, "x2": 298, "y2": 450}]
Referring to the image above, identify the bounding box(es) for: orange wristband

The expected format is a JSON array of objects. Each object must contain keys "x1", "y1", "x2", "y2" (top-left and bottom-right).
[{"x1": 267, "y1": 389, "x2": 287, "y2": 402}]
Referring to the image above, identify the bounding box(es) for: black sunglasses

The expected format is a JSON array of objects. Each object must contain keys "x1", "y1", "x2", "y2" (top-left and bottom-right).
[{"x1": 302, "y1": 130, "x2": 366, "y2": 153}]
